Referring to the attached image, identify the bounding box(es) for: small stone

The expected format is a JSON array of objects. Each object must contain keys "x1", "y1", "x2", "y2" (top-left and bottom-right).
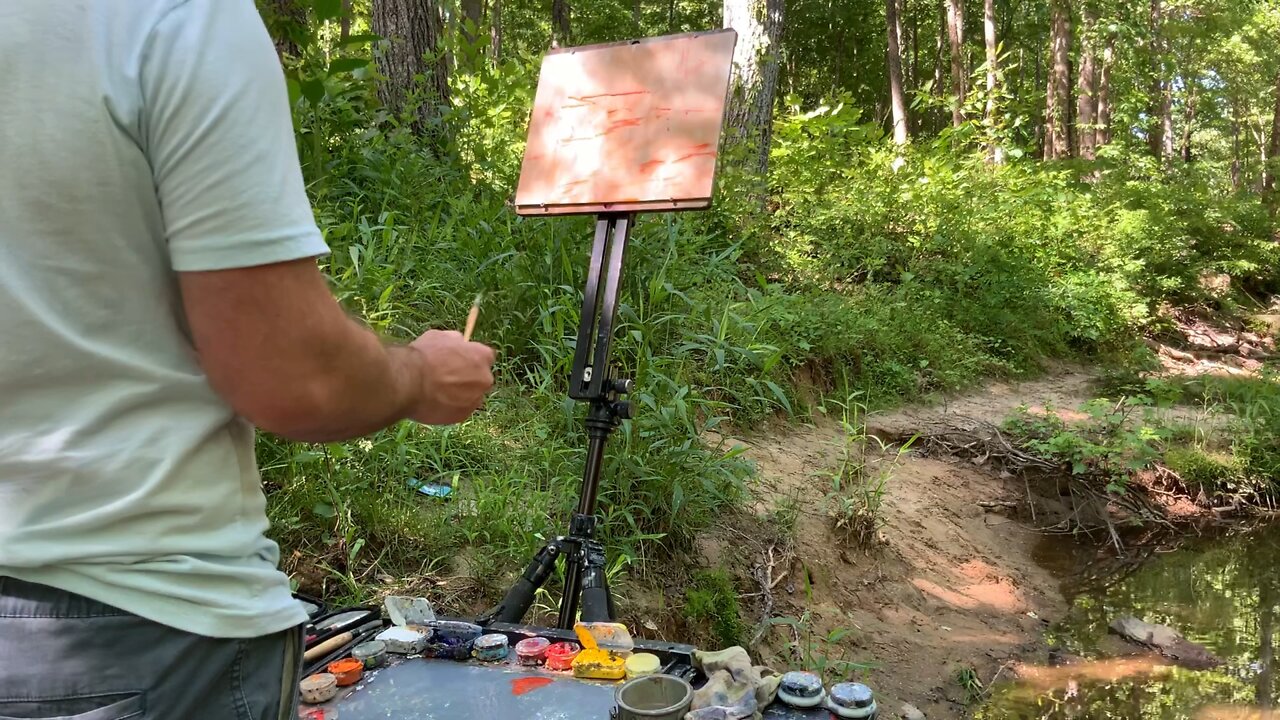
[{"x1": 900, "y1": 702, "x2": 926, "y2": 720}]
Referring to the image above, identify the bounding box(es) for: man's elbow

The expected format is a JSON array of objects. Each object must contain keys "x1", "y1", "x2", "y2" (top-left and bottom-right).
[{"x1": 222, "y1": 377, "x2": 349, "y2": 443}]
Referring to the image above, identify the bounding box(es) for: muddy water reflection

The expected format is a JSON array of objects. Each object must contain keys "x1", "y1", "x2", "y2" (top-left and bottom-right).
[{"x1": 977, "y1": 523, "x2": 1280, "y2": 719}]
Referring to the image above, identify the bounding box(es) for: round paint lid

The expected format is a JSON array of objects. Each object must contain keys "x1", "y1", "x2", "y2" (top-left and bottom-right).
[
  {"x1": 300, "y1": 673, "x2": 337, "y2": 691},
  {"x1": 779, "y1": 671, "x2": 824, "y2": 699},
  {"x1": 624, "y1": 652, "x2": 661, "y2": 678},
  {"x1": 828, "y1": 682, "x2": 875, "y2": 709},
  {"x1": 546, "y1": 641, "x2": 581, "y2": 658},
  {"x1": 515, "y1": 636, "x2": 551, "y2": 656},
  {"x1": 328, "y1": 658, "x2": 363, "y2": 674},
  {"x1": 352, "y1": 640, "x2": 386, "y2": 658},
  {"x1": 474, "y1": 633, "x2": 510, "y2": 651}
]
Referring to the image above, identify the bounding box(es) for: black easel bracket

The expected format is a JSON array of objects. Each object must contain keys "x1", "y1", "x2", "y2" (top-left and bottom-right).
[{"x1": 570, "y1": 214, "x2": 634, "y2": 402}]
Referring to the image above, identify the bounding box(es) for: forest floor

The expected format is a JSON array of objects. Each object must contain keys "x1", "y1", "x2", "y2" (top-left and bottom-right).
[{"x1": 689, "y1": 307, "x2": 1279, "y2": 719}]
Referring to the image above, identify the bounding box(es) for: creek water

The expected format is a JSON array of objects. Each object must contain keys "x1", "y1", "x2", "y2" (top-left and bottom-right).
[{"x1": 976, "y1": 521, "x2": 1280, "y2": 719}]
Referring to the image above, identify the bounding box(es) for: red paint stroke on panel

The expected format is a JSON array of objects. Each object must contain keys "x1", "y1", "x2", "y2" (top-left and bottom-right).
[
  {"x1": 511, "y1": 676, "x2": 555, "y2": 696},
  {"x1": 572, "y1": 90, "x2": 651, "y2": 100},
  {"x1": 606, "y1": 118, "x2": 644, "y2": 132},
  {"x1": 672, "y1": 151, "x2": 716, "y2": 163}
]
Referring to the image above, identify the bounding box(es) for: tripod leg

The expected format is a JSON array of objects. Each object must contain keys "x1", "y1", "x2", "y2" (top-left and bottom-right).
[
  {"x1": 479, "y1": 541, "x2": 561, "y2": 626},
  {"x1": 556, "y1": 542, "x2": 583, "y2": 630},
  {"x1": 578, "y1": 540, "x2": 614, "y2": 623}
]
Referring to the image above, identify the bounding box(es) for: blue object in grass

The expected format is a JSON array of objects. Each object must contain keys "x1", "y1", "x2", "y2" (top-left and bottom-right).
[{"x1": 408, "y1": 477, "x2": 453, "y2": 498}]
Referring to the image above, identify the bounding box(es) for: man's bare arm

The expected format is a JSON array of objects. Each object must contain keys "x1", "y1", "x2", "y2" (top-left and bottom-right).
[{"x1": 179, "y1": 258, "x2": 495, "y2": 443}]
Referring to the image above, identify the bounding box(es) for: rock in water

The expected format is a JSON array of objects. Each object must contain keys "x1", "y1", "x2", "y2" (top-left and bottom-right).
[
  {"x1": 1108, "y1": 616, "x2": 1221, "y2": 669},
  {"x1": 900, "y1": 702, "x2": 927, "y2": 720}
]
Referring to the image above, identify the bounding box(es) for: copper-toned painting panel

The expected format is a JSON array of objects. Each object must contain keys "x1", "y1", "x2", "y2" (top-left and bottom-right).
[{"x1": 514, "y1": 30, "x2": 737, "y2": 216}]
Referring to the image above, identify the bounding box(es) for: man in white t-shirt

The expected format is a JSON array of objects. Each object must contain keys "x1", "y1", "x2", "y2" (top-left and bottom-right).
[{"x1": 0, "y1": 1, "x2": 496, "y2": 716}]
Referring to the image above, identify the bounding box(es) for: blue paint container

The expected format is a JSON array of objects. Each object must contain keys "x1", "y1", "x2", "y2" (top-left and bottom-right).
[
  {"x1": 777, "y1": 671, "x2": 825, "y2": 708},
  {"x1": 473, "y1": 633, "x2": 510, "y2": 662},
  {"x1": 826, "y1": 682, "x2": 877, "y2": 719},
  {"x1": 423, "y1": 620, "x2": 483, "y2": 661}
]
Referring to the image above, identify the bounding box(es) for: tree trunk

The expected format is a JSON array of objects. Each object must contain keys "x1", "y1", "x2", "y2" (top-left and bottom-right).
[
  {"x1": 268, "y1": 0, "x2": 307, "y2": 61},
  {"x1": 982, "y1": 0, "x2": 1001, "y2": 162},
  {"x1": 910, "y1": 3, "x2": 920, "y2": 99},
  {"x1": 1096, "y1": 31, "x2": 1115, "y2": 147},
  {"x1": 633, "y1": 0, "x2": 643, "y2": 27},
  {"x1": 934, "y1": 1, "x2": 945, "y2": 104},
  {"x1": 1044, "y1": 0, "x2": 1071, "y2": 160},
  {"x1": 1260, "y1": 124, "x2": 1270, "y2": 193},
  {"x1": 945, "y1": 0, "x2": 966, "y2": 127},
  {"x1": 1034, "y1": 38, "x2": 1043, "y2": 153},
  {"x1": 340, "y1": 0, "x2": 352, "y2": 41},
  {"x1": 462, "y1": 0, "x2": 484, "y2": 45},
  {"x1": 1232, "y1": 101, "x2": 1242, "y2": 189},
  {"x1": 491, "y1": 0, "x2": 503, "y2": 59},
  {"x1": 1181, "y1": 81, "x2": 1198, "y2": 163},
  {"x1": 887, "y1": 0, "x2": 910, "y2": 144},
  {"x1": 1148, "y1": 0, "x2": 1166, "y2": 159},
  {"x1": 1267, "y1": 70, "x2": 1280, "y2": 194},
  {"x1": 668, "y1": 0, "x2": 678, "y2": 31},
  {"x1": 1015, "y1": 46, "x2": 1024, "y2": 105},
  {"x1": 724, "y1": 0, "x2": 786, "y2": 176},
  {"x1": 1076, "y1": 5, "x2": 1097, "y2": 160},
  {"x1": 552, "y1": 0, "x2": 572, "y2": 47},
  {"x1": 372, "y1": 0, "x2": 449, "y2": 131}
]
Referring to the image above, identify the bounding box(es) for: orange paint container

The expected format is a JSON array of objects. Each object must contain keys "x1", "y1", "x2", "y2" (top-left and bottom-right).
[
  {"x1": 544, "y1": 642, "x2": 580, "y2": 671},
  {"x1": 327, "y1": 658, "x2": 364, "y2": 687}
]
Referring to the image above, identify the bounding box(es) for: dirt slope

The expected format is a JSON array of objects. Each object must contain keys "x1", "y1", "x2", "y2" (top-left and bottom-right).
[{"x1": 711, "y1": 371, "x2": 1102, "y2": 718}]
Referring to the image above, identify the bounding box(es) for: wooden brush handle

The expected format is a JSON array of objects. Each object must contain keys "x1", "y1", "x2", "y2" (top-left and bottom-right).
[{"x1": 304, "y1": 631, "x2": 353, "y2": 662}]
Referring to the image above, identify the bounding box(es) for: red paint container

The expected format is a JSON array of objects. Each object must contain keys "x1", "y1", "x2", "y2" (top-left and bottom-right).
[
  {"x1": 544, "y1": 641, "x2": 580, "y2": 671},
  {"x1": 515, "y1": 636, "x2": 551, "y2": 666},
  {"x1": 327, "y1": 658, "x2": 364, "y2": 687}
]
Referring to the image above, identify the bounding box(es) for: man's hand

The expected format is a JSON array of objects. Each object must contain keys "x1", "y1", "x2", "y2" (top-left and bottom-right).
[{"x1": 406, "y1": 330, "x2": 497, "y2": 425}]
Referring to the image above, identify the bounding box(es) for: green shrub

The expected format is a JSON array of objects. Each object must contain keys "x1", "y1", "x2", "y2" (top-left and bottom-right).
[
  {"x1": 684, "y1": 570, "x2": 747, "y2": 648},
  {"x1": 1163, "y1": 446, "x2": 1245, "y2": 492}
]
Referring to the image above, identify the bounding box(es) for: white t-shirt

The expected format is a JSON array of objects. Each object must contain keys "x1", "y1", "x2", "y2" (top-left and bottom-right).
[{"x1": 0, "y1": 0, "x2": 328, "y2": 638}]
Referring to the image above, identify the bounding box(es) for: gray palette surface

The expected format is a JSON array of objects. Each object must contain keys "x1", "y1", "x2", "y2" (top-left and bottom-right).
[
  {"x1": 327, "y1": 657, "x2": 835, "y2": 719},
  {"x1": 331, "y1": 659, "x2": 616, "y2": 719}
]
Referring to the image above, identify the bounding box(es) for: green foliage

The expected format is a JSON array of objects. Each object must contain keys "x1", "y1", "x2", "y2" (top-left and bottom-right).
[
  {"x1": 684, "y1": 570, "x2": 747, "y2": 649},
  {"x1": 1003, "y1": 370, "x2": 1280, "y2": 506},
  {"x1": 954, "y1": 664, "x2": 987, "y2": 705},
  {"x1": 1180, "y1": 371, "x2": 1280, "y2": 489},
  {"x1": 769, "y1": 100, "x2": 1277, "y2": 364},
  {"x1": 821, "y1": 392, "x2": 916, "y2": 547},
  {"x1": 768, "y1": 611, "x2": 872, "y2": 680},
  {"x1": 1162, "y1": 445, "x2": 1244, "y2": 492},
  {"x1": 1004, "y1": 398, "x2": 1173, "y2": 494}
]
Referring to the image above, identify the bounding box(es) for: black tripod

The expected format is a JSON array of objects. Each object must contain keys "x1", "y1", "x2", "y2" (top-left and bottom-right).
[{"x1": 480, "y1": 213, "x2": 635, "y2": 630}]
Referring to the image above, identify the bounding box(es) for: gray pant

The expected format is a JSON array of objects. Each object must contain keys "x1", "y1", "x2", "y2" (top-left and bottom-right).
[{"x1": 0, "y1": 577, "x2": 302, "y2": 720}]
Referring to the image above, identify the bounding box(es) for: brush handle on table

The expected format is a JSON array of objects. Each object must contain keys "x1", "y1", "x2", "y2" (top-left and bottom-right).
[{"x1": 305, "y1": 631, "x2": 354, "y2": 662}]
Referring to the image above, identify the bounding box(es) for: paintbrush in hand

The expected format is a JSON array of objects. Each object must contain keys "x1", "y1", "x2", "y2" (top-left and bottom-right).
[{"x1": 463, "y1": 293, "x2": 482, "y2": 341}]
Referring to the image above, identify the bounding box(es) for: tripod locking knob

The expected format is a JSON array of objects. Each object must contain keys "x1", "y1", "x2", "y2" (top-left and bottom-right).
[
  {"x1": 612, "y1": 401, "x2": 633, "y2": 420},
  {"x1": 611, "y1": 378, "x2": 634, "y2": 395}
]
